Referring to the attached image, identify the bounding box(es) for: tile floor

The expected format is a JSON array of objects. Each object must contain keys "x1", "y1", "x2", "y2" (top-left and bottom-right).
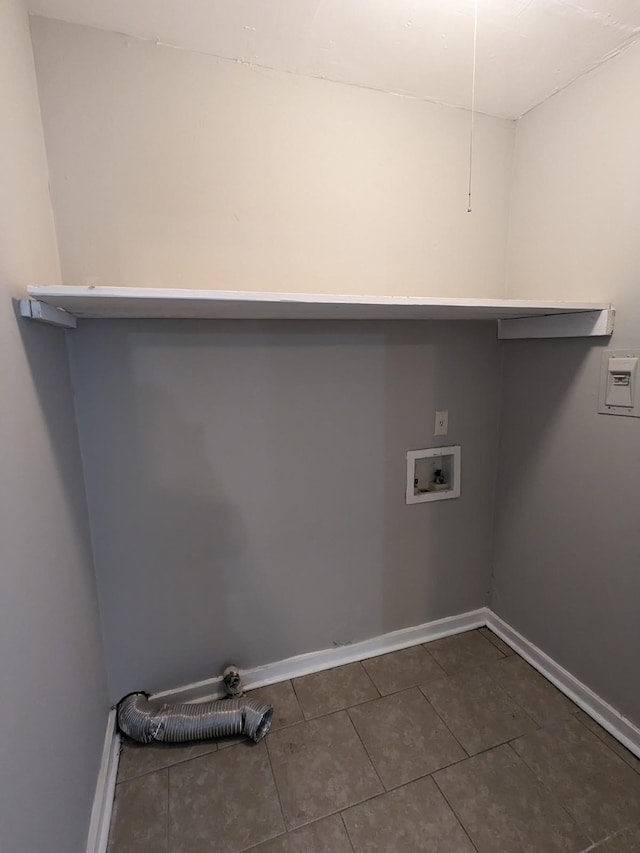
[{"x1": 108, "y1": 629, "x2": 640, "y2": 852}]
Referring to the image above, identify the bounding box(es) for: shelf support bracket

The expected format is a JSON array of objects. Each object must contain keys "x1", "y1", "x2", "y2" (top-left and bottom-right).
[
  {"x1": 19, "y1": 298, "x2": 77, "y2": 329},
  {"x1": 497, "y1": 308, "x2": 614, "y2": 340}
]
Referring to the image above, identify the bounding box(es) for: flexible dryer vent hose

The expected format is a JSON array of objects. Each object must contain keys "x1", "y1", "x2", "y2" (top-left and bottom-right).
[{"x1": 117, "y1": 692, "x2": 273, "y2": 744}]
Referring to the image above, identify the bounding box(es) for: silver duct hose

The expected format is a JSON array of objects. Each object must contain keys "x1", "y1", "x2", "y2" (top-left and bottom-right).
[{"x1": 117, "y1": 692, "x2": 273, "y2": 744}]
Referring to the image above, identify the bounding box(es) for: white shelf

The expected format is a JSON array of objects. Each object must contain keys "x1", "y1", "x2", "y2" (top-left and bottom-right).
[{"x1": 21, "y1": 286, "x2": 615, "y2": 338}]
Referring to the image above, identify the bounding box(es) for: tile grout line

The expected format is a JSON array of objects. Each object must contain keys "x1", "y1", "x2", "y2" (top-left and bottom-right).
[
  {"x1": 415, "y1": 686, "x2": 470, "y2": 760},
  {"x1": 117, "y1": 744, "x2": 220, "y2": 784},
  {"x1": 298, "y1": 690, "x2": 390, "y2": 721},
  {"x1": 263, "y1": 735, "x2": 290, "y2": 838},
  {"x1": 251, "y1": 735, "x2": 610, "y2": 853},
  {"x1": 574, "y1": 712, "x2": 640, "y2": 776},
  {"x1": 356, "y1": 658, "x2": 382, "y2": 699},
  {"x1": 288, "y1": 677, "x2": 307, "y2": 723},
  {"x1": 418, "y1": 666, "x2": 541, "y2": 758},
  {"x1": 503, "y1": 741, "x2": 590, "y2": 844},
  {"x1": 219, "y1": 740, "x2": 289, "y2": 853},
  {"x1": 431, "y1": 773, "x2": 481, "y2": 853},
  {"x1": 287, "y1": 653, "x2": 557, "y2": 797},
  {"x1": 339, "y1": 811, "x2": 357, "y2": 853},
  {"x1": 345, "y1": 688, "x2": 476, "y2": 795},
  {"x1": 479, "y1": 626, "x2": 515, "y2": 656},
  {"x1": 292, "y1": 666, "x2": 381, "y2": 721},
  {"x1": 381, "y1": 749, "x2": 484, "y2": 794},
  {"x1": 343, "y1": 708, "x2": 387, "y2": 793},
  {"x1": 361, "y1": 644, "x2": 446, "y2": 695},
  {"x1": 261, "y1": 687, "x2": 447, "y2": 836},
  {"x1": 279, "y1": 678, "x2": 305, "y2": 726},
  {"x1": 166, "y1": 765, "x2": 170, "y2": 853},
  {"x1": 240, "y1": 812, "x2": 359, "y2": 853},
  {"x1": 266, "y1": 687, "x2": 490, "y2": 832},
  {"x1": 418, "y1": 703, "x2": 571, "y2": 768},
  {"x1": 579, "y1": 822, "x2": 640, "y2": 852},
  {"x1": 420, "y1": 644, "x2": 448, "y2": 680},
  {"x1": 474, "y1": 661, "x2": 541, "y2": 731},
  {"x1": 478, "y1": 657, "x2": 581, "y2": 729}
]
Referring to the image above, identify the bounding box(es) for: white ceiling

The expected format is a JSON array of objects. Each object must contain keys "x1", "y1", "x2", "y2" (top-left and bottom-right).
[{"x1": 26, "y1": 0, "x2": 640, "y2": 119}]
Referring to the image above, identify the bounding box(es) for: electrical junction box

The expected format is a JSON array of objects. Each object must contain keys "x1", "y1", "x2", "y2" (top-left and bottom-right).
[
  {"x1": 406, "y1": 446, "x2": 461, "y2": 504},
  {"x1": 598, "y1": 350, "x2": 640, "y2": 417}
]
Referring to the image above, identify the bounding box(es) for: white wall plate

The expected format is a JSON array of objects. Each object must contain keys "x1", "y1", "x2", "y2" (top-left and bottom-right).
[{"x1": 598, "y1": 349, "x2": 640, "y2": 417}]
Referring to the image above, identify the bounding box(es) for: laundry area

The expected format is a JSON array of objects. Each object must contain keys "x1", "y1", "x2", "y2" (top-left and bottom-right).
[{"x1": 2, "y1": 1, "x2": 640, "y2": 851}]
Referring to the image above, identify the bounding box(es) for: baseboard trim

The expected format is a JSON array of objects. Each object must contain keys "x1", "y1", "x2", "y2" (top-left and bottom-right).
[
  {"x1": 152, "y1": 608, "x2": 489, "y2": 704},
  {"x1": 86, "y1": 709, "x2": 120, "y2": 853},
  {"x1": 92, "y1": 605, "x2": 639, "y2": 849},
  {"x1": 155, "y1": 607, "x2": 640, "y2": 761},
  {"x1": 486, "y1": 611, "x2": 640, "y2": 759}
]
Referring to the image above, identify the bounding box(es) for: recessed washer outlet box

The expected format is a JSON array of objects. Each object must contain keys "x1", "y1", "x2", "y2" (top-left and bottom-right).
[
  {"x1": 406, "y1": 446, "x2": 461, "y2": 504},
  {"x1": 598, "y1": 349, "x2": 640, "y2": 417}
]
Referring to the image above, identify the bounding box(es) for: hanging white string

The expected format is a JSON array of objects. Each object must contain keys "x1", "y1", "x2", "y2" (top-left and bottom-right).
[{"x1": 467, "y1": 0, "x2": 479, "y2": 213}]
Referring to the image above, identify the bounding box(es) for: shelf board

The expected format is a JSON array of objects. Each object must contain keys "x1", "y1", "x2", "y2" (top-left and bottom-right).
[{"x1": 25, "y1": 284, "x2": 612, "y2": 325}]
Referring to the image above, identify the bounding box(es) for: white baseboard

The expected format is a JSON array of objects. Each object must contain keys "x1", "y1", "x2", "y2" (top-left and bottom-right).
[
  {"x1": 152, "y1": 608, "x2": 489, "y2": 704},
  {"x1": 155, "y1": 606, "x2": 640, "y2": 761},
  {"x1": 486, "y1": 611, "x2": 640, "y2": 759},
  {"x1": 86, "y1": 709, "x2": 120, "y2": 853}
]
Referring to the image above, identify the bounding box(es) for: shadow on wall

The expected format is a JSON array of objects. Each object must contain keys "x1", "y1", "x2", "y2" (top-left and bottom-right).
[
  {"x1": 93, "y1": 380, "x2": 280, "y2": 696},
  {"x1": 71, "y1": 320, "x2": 389, "y2": 700},
  {"x1": 492, "y1": 336, "x2": 609, "y2": 618},
  {"x1": 13, "y1": 301, "x2": 95, "y2": 577}
]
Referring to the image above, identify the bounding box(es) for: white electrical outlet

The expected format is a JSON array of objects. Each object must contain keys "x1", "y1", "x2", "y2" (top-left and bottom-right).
[{"x1": 434, "y1": 410, "x2": 448, "y2": 436}]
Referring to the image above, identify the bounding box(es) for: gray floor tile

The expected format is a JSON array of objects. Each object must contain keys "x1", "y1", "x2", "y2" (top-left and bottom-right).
[
  {"x1": 117, "y1": 735, "x2": 217, "y2": 782},
  {"x1": 511, "y1": 715, "x2": 640, "y2": 843},
  {"x1": 421, "y1": 666, "x2": 537, "y2": 755},
  {"x1": 434, "y1": 745, "x2": 588, "y2": 853},
  {"x1": 342, "y1": 775, "x2": 475, "y2": 852},
  {"x1": 486, "y1": 654, "x2": 576, "y2": 725},
  {"x1": 348, "y1": 688, "x2": 465, "y2": 789},
  {"x1": 108, "y1": 770, "x2": 168, "y2": 853},
  {"x1": 478, "y1": 626, "x2": 514, "y2": 656},
  {"x1": 249, "y1": 680, "x2": 304, "y2": 732},
  {"x1": 589, "y1": 824, "x2": 640, "y2": 851},
  {"x1": 169, "y1": 741, "x2": 285, "y2": 852},
  {"x1": 362, "y1": 645, "x2": 445, "y2": 695},
  {"x1": 248, "y1": 814, "x2": 353, "y2": 852},
  {"x1": 575, "y1": 710, "x2": 640, "y2": 774},
  {"x1": 293, "y1": 663, "x2": 378, "y2": 719},
  {"x1": 267, "y1": 711, "x2": 382, "y2": 829},
  {"x1": 217, "y1": 733, "x2": 249, "y2": 749},
  {"x1": 424, "y1": 629, "x2": 504, "y2": 673}
]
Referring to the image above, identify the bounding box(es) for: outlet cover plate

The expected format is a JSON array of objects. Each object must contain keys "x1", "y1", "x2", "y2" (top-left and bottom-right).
[
  {"x1": 598, "y1": 349, "x2": 640, "y2": 417},
  {"x1": 434, "y1": 410, "x2": 448, "y2": 435}
]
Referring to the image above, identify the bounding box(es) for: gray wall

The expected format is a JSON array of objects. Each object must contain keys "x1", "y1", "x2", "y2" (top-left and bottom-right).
[
  {"x1": 68, "y1": 319, "x2": 501, "y2": 701},
  {"x1": 31, "y1": 15, "x2": 506, "y2": 708},
  {"x1": 0, "y1": 2, "x2": 109, "y2": 851},
  {"x1": 493, "y1": 340, "x2": 640, "y2": 724},
  {"x1": 494, "y1": 43, "x2": 640, "y2": 725}
]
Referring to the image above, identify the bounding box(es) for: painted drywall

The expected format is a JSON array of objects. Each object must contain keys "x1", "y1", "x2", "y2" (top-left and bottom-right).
[
  {"x1": 30, "y1": 16, "x2": 514, "y2": 299},
  {"x1": 25, "y1": 0, "x2": 640, "y2": 119},
  {"x1": 67, "y1": 319, "x2": 501, "y2": 701},
  {"x1": 0, "y1": 2, "x2": 109, "y2": 852},
  {"x1": 495, "y1": 42, "x2": 640, "y2": 724}
]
